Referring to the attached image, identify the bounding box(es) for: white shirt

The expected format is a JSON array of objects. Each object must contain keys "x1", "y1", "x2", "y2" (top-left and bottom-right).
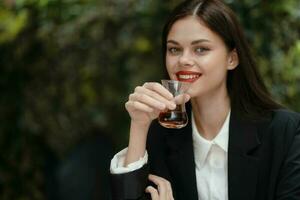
[
  {"x1": 192, "y1": 112, "x2": 229, "y2": 200},
  {"x1": 110, "y1": 111, "x2": 230, "y2": 200}
]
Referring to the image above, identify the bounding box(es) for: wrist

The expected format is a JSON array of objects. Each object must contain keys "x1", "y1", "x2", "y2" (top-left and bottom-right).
[
  {"x1": 128, "y1": 121, "x2": 149, "y2": 146},
  {"x1": 130, "y1": 120, "x2": 151, "y2": 132},
  {"x1": 125, "y1": 121, "x2": 150, "y2": 166},
  {"x1": 130, "y1": 119, "x2": 151, "y2": 129}
]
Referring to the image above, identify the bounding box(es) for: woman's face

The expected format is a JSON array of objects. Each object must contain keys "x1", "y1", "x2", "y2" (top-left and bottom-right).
[{"x1": 166, "y1": 16, "x2": 238, "y2": 98}]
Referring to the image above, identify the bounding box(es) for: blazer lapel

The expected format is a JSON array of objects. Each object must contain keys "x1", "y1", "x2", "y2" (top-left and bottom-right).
[
  {"x1": 162, "y1": 105, "x2": 266, "y2": 200},
  {"x1": 164, "y1": 104, "x2": 198, "y2": 200},
  {"x1": 228, "y1": 110, "x2": 265, "y2": 200}
]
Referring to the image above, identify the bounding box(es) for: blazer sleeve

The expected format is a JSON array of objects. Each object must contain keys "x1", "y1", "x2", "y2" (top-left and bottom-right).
[
  {"x1": 276, "y1": 119, "x2": 300, "y2": 199},
  {"x1": 109, "y1": 121, "x2": 167, "y2": 200},
  {"x1": 110, "y1": 163, "x2": 150, "y2": 200}
]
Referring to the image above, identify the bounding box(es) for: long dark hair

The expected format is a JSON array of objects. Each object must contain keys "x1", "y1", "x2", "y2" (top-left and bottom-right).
[{"x1": 162, "y1": 0, "x2": 282, "y2": 119}]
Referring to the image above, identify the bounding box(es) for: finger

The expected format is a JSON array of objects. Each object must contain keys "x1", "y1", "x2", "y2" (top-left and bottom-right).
[
  {"x1": 149, "y1": 174, "x2": 174, "y2": 199},
  {"x1": 143, "y1": 82, "x2": 173, "y2": 100},
  {"x1": 173, "y1": 94, "x2": 190, "y2": 105},
  {"x1": 129, "y1": 93, "x2": 166, "y2": 111},
  {"x1": 166, "y1": 181, "x2": 174, "y2": 200},
  {"x1": 145, "y1": 186, "x2": 159, "y2": 200},
  {"x1": 148, "y1": 174, "x2": 169, "y2": 199},
  {"x1": 148, "y1": 109, "x2": 161, "y2": 120},
  {"x1": 125, "y1": 101, "x2": 153, "y2": 113},
  {"x1": 135, "y1": 86, "x2": 176, "y2": 110}
]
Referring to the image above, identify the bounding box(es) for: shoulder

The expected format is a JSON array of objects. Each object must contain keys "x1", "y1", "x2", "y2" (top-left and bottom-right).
[
  {"x1": 271, "y1": 109, "x2": 300, "y2": 128},
  {"x1": 266, "y1": 109, "x2": 300, "y2": 147},
  {"x1": 252, "y1": 109, "x2": 300, "y2": 162}
]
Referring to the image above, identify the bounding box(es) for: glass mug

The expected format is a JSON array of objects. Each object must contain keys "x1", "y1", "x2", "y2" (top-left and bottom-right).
[{"x1": 158, "y1": 80, "x2": 190, "y2": 129}]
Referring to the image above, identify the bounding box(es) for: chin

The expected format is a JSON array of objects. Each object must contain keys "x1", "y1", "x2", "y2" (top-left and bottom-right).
[
  {"x1": 187, "y1": 85, "x2": 205, "y2": 98},
  {"x1": 186, "y1": 89, "x2": 198, "y2": 98}
]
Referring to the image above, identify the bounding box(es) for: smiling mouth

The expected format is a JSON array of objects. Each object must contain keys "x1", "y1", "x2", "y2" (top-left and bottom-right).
[{"x1": 176, "y1": 71, "x2": 201, "y2": 82}]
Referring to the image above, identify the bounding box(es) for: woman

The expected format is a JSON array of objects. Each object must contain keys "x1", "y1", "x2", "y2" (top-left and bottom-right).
[{"x1": 110, "y1": 0, "x2": 300, "y2": 199}]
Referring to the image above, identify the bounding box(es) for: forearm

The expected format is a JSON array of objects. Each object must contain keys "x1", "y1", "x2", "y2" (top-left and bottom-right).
[{"x1": 125, "y1": 121, "x2": 150, "y2": 166}]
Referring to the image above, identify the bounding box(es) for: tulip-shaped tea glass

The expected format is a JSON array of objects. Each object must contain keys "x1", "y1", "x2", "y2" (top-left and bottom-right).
[{"x1": 158, "y1": 80, "x2": 190, "y2": 129}]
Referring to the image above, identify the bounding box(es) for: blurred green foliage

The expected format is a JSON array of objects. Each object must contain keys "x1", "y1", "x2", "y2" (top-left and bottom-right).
[{"x1": 0, "y1": 0, "x2": 299, "y2": 199}]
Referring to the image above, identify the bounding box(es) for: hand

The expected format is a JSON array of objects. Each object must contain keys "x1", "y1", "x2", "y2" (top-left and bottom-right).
[
  {"x1": 145, "y1": 174, "x2": 174, "y2": 200},
  {"x1": 125, "y1": 82, "x2": 177, "y2": 127},
  {"x1": 124, "y1": 82, "x2": 190, "y2": 166}
]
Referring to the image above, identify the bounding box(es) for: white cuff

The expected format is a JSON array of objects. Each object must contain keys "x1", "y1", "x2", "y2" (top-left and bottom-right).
[{"x1": 110, "y1": 147, "x2": 148, "y2": 174}]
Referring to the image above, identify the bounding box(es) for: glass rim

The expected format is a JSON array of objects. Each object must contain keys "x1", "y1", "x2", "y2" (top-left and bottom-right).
[{"x1": 161, "y1": 79, "x2": 185, "y2": 83}]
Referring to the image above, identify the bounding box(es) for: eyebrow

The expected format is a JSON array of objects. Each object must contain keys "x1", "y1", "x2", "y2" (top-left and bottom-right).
[{"x1": 167, "y1": 39, "x2": 211, "y2": 45}]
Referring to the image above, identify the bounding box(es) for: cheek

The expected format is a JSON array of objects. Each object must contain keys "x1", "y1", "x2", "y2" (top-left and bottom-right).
[
  {"x1": 165, "y1": 57, "x2": 177, "y2": 77},
  {"x1": 166, "y1": 55, "x2": 176, "y2": 66},
  {"x1": 199, "y1": 51, "x2": 229, "y2": 72}
]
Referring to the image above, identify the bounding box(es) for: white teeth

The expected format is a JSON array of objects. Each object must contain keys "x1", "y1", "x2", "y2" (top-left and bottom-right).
[{"x1": 178, "y1": 74, "x2": 200, "y2": 79}]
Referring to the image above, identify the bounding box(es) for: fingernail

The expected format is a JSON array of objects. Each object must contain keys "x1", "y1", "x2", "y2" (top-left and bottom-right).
[
  {"x1": 168, "y1": 92, "x2": 174, "y2": 99},
  {"x1": 185, "y1": 94, "x2": 191, "y2": 102},
  {"x1": 170, "y1": 103, "x2": 176, "y2": 109}
]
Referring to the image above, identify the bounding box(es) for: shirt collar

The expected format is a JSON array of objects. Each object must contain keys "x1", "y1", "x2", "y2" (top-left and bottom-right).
[
  {"x1": 192, "y1": 111, "x2": 230, "y2": 169},
  {"x1": 212, "y1": 111, "x2": 230, "y2": 152}
]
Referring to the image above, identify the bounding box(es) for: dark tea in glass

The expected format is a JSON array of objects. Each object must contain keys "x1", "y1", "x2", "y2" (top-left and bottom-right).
[
  {"x1": 158, "y1": 80, "x2": 189, "y2": 129},
  {"x1": 158, "y1": 105, "x2": 188, "y2": 129}
]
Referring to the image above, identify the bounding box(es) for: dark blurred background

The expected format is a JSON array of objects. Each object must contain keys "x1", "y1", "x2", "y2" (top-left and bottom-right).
[{"x1": 0, "y1": 0, "x2": 299, "y2": 199}]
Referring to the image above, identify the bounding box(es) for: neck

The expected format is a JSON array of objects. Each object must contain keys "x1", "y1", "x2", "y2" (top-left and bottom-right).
[{"x1": 191, "y1": 89, "x2": 230, "y2": 140}]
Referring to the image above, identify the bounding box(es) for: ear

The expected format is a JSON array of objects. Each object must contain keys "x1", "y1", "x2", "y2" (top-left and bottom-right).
[{"x1": 227, "y1": 49, "x2": 239, "y2": 70}]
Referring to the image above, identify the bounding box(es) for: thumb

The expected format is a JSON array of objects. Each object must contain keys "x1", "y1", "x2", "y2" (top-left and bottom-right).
[{"x1": 174, "y1": 94, "x2": 190, "y2": 105}]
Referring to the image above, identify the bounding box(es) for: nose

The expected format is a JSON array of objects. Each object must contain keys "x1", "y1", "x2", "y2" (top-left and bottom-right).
[{"x1": 179, "y1": 50, "x2": 195, "y2": 67}]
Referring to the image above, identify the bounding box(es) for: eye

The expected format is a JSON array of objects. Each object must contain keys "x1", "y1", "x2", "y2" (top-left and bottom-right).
[
  {"x1": 167, "y1": 47, "x2": 181, "y2": 55},
  {"x1": 195, "y1": 47, "x2": 209, "y2": 54}
]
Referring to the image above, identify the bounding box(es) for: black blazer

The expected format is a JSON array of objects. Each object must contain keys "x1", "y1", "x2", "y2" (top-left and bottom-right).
[{"x1": 111, "y1": 106, "x2": 300, "y2": 200}]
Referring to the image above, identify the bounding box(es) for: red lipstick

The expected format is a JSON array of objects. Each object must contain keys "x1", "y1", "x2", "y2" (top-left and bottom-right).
[{"x1": 176, "y1": 71, "x2": 201, "y2": 82}]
